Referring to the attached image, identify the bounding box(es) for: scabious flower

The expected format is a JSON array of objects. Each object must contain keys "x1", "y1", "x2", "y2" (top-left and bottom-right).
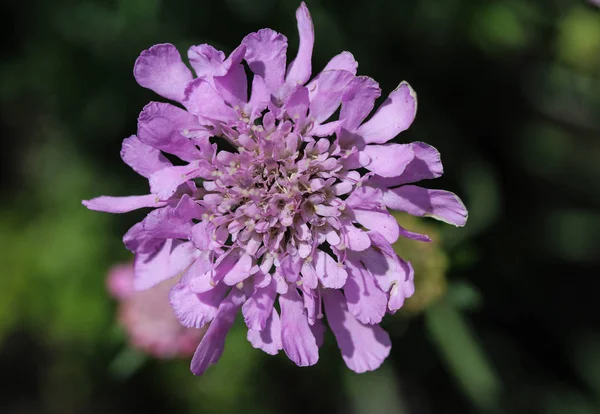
[
  {"x1": 84, "y1": 2, "x2": 467, "y2": 374},
  {"x1": 107, "y1": 263, "x2": 206, "y2": 358}
]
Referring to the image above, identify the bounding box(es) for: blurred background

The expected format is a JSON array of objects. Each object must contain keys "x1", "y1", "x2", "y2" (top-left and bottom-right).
[{"x1": 1, "y1": 0, "x2": 599, "y2": 413}]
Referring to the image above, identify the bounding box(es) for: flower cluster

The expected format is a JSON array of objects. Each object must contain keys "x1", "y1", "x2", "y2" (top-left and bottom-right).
[
  {"x1": 84, "y1": 2, "x2": 467, "y2": 374},
  {"x1": 107, "y1": 264, "x2": 206, "y2": 358}
]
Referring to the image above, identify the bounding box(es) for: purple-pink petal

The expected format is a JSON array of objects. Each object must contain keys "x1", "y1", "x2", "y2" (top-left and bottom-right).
[
  {"x1": 190, "y1": 288, "x2": 246, "y2": 375},
  {"x1": 82, "y1": 194, "x2": 165, "y2": 214},
  {"x1": 323, "y1": 289, "x2": 391, "y2": 373},
  {"x1": 242, "y1": 278, "x2": 277, "y2": 331},
  {"x1": 187, "y1": 44, "x2": 226, "y2": 79},
  {"x1": 356, "y1": 82, "x2": 417, "y2": 144},
  {"x1": 368, "y1": 142, "x2": 443, "y2": 188},
  {"x1": 344, "y1": 260, "x2": 388, "y2": 325},
  {"x1": 137, "y1": 102, "x2": 203, "y2": 162},
  {"x1": 362, "y1": 144, "x2": 414, "y2": 178},
  {"x1": 286, "y1": 2, "x2": 314, "y2": 86},
  {"x1": 121, "y1": 135, "x2": 171, "y2": 178},
  {"x1": 341, "y1": 76, "x2": 381, "y2": 132},
  {"x1": 134, "y1": 43, "x2": 193, "y2": 102},
  {"x1": 383, "y1": 185, "x2": 468, "y2": 226},
  {"x1": 169, "y1": 279, "x2": 228, "y2": 328},
  {"x1": 313, "y1": 249, "x2": 348, "y2": 289},
  {"x1": 134, "y1": 239, "x2": 199, "y2": 290},
  {"x1": 279, "y1": 288, "x2": 319, "y2": 367},
  {"x1": 247, "y1": 308, "x2": 282, "y2": 355},
  {"x1": 242, "y1": 29, "x2": 288, "y2": 93}
]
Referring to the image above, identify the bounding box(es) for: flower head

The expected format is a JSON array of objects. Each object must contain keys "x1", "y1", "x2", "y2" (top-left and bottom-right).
[
  {"x1": 85, "y1": 2, "x2": 467, "y2": 374},
  {"x1": 107, "y1": 263, "x2": 206, "y2": 358}
]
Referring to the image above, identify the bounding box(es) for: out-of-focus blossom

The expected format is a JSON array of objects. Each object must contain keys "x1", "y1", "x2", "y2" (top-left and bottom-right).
[
  {"x1": 85, "y1": 2, "x2": 467, "y2": 374},
  {"x1": 107, "y1": 264, "x2": 207, "y2": 358}
]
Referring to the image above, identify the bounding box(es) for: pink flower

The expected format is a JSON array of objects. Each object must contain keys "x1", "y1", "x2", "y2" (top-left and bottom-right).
[
  {"x1": 107, "y1": 264, "x2": 206, "y2": 358},
  {"x1": 85, "y1": 2, "x2": 467, "y2": 374}
]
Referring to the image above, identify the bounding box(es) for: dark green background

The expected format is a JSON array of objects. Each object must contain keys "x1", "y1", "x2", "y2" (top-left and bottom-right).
[{"x1": 1, "y1": 0, "x2": 599, "y2": 413}]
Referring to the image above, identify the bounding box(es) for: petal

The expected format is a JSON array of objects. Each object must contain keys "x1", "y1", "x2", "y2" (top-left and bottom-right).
[
  {"x1": 134, "y1": 43, "x2": 193, "y2": 102},
  {"x1": 137, "y1": 102, "x2": 203, "y2": 162},
  {"x1": 279, "y1": 288, "x2": 319, "y2": 366},
  {"x1": 321, "y1": 51, "x2": 358, "y2": 74},
  {"x1": 247, "y1": 308, "x2": 282, "y2": 355},
  {"x1": 247, "y1": 75, "x2": 271, "y2": 119},
  {"x1": 383, "y1": 186, "x2": 468, "y2": 226},
  {"x1": 388, "y1": 260, "x2": 415, "y2": 312},
  {"x1": 187, "y1": 44, "x2": 225, "y2": 79},
  {"x1": 242, "y1": 29, "x2": 288, "y2": 93},
  {"x1": 308, "y1": 70, "x2": 354, "y2": 124},
  {"x1": 121, "y1": 135, "x2": 171, "y2": 178},
  {"x1": 82, "y1": 194, "x2": 165, "y2": 213},
  {"x1": 286, "y1": 2, "x2": 314, "y2": 86},
  {"x1": 323, "y1": 289, "x2": 391, "y2": 373},
  {"x1": 300, "y1": 261, "x2": 318, "y2": 290},
  {"x1": 242, "y1": 278, "x2": 277, "y2": 331},
  {"x1": 362, "y1": 144, "x2": 414, "y2": 178},
  {"x1": 282, "y1": 85, "x2": 309, "y2": 125},
  {"x1": 352, "y1": 209, "x2": 399, "y2": 244},
  {"x1": 221, "y1": 252, "x2": 254, "y2": 286},
  {"x1": 368, "y1": 142, "x2": 443, "y2": 187},
  {"x1": 347, "y1": 187, "x2": 399, "y2": 244},
  {"x1": 344, "y1": 260, "x2": 388, "y2": 324},
  {"x1": 341, "y1": 76, "x2": 381, "y2": 131},
  {"x1": 190, "y1": 288, "x2": 246, "y2": 375},
  {"x1": 180, "y1": 251, "x2": 218, "y2": 294},
  {"x1": 356, "y1": 81, "x2": 417, "y2": 144},
  {"x1": 169, "y1": 279, "x2": 228, "y2": 328},
  {"x1": 149, "y1": 162, "x2": 211, "y2": 199},
  {"x1": 214, "y1": 45, "x2": 248, "y2": 106},
  {"x1": 134, "y1": 239, "x2": 199, "y2": 290},
  {"x1": 183, "y1": 78, "x2": 237, "y2": 123},
  {"x1": 343, "y1": 223, "x2": 371, "y2": 251},
  {"x1": 313, "y1": 249, "x2": 347, "y2": 289}
]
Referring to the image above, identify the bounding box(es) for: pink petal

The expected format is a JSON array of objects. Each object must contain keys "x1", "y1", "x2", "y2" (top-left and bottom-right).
[
  {"x1": 341, "y1": 76, "x2": 381, "y2": 131},
  {"x1": 83, "y1": 194, "x2": 165, "y2": 213},
  {"x1": 134, "y1": 43, "x2": 193, "y2": 102},
  {"x1": 134, "y1": 239, "x2": 199, "y2": 290},
  {"x1": 344, "y1": 260, "x2": 388, "y2": 324},
  {"x1": 221, "y1": 252, "x2": 253, "y2": 286},
  {"x1": 286, "y1": 2, "x2": 314, "y2": 86},
  {"x1": 242, "y1": 278, "x2": 277, "y2": 331},
  {"x1": 120, "y1": 135, "x2": 171, "y2": 178},
  {"x1": 322, "y1": 51, "x2": 358, "y2": 74},
  {"x1": 247, "y1": 75, "x2": 271, "y2": 120},
  {"x1": 247, "y1": 308, "x2": 282, "y2": 355},
  {"x1": 362, "y1": 143, "x2": 414, "y2": 178},
  {"x1": 242, "y1": 29, "x2": 288, "y2": 93},
  {"x1": 368, "y1": 142, "x2": 443, "y2": 187},
  {"x1": 313, "y1": 249, "x2": 347, "y2": 289},
  {"x1": 383, "y1": 185, "x2": 468, "y2": 227},
  {"x1": 356, "y1": 81, "x2": 417, "y2": 144},
  {"x1": 190, "y1": 288, "x2": 246, "y2": 375},
  {"x1": 388, "y1": 260, "x2": 415, "y2": 312},
  {"x1": 187, "y1": 44, "x2": 225, "y2": 79},
  {"x1": 214, "y1": 45, "x2": 248, "y2": 106},
  {"x1": 149, "y1": 162, "x2": 211, "y2": 200},
  {"x1": 279, "y1": 288, "x2": 319, "y2": 367},
  {"x1": 137, "y1": 102, "x2": 203, "y2": 162},
  {"x1": 183, "y1": 78, "x2": 237, "y2": 123},
  {"x1": 323, "y1": 289, "x2": 391, "y2": 373},
  {"x1": 169, "y1": 279, "x2": 228, "y2": 328},
  {"x1": 308, "y1": 69, "x2": 354, "y2": 124},
  {"x1": 343, "y1": 223, "x2": 371, "y2": 251}
]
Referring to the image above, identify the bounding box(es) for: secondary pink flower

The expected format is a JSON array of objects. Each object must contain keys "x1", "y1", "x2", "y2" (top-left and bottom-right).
[
  {"x1": 107, "y1": 264, "x2": 206, "y2": 358},
  {"x1": 85, "y1": 2, "x2": 467, "y2": 374}
]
